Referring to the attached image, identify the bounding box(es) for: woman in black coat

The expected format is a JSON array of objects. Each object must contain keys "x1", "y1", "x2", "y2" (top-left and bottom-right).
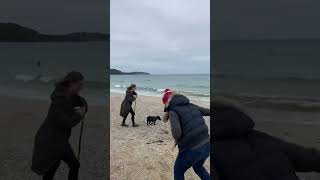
[
  {"x1": 120, "y1": 84, "x2": 138, "y2": 127},
  {"x1": 213, "y1": 100, "x2": 320, "y2": 180},
  {"x1": 31, "y1": 71, "x2": 88, "y2": 180}
]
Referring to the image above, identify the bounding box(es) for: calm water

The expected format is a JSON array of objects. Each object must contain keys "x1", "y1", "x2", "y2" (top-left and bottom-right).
[
  {"x1": 213, "y1": 40, "x2": 320, "y2": 110},
  {"x1": 0, "y1": 42, "x2": 108, "y2": 105},
  {"x1": 111, "y1": 74, "x2": 210, "y2": 101}
]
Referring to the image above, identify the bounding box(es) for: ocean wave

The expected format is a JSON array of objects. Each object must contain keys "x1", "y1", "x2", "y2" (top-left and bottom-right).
[
  {"x1": 168, "y1": 84, "x2": 209, "y2": 88},
  {"x1": 114, "y1": 84, "x2": 127, "y2": 88},
  {"x1": 113, "y1": 85, "x2": 161, "y2": 92},
  {"x1": 111, "y1": 85, "x2": 210, "y2": 98},
  {"x1": 15, "y1": 74, "x2": 36, "y2": 82},
  {"x1": 38, "y1": 76, "x2": 56, "y2": 83},
  {"x1": 157, "y1": 88, "x2": 165, "y2": 92},
  {"x1": 179, "y1": 90, "x2": 210, "y2": 98},
  {"x1": 214, "y1": 92, "x2": 320, "y2": 112},
  {"x1": 15, "y1": 74, "x2": 56, "y2": 83},
  {"x1": 14, "y1": 74, "x2": 107, "y2": 90},
  {"x1": 213, "y1": 73, "x2": 241, "y2": 79},
  {"x1": 264, "y1": 76, "x2": 320, "y2": 82},
  {"x1": 214, "y1": 73, "x2": 320, "y2": 82}
]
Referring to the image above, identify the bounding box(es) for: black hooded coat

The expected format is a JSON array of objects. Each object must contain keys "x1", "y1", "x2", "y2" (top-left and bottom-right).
[
  {"x1": 31, "y1": 85, "x2": 87, "y2": 175},
  {"x1": 120, "y1": 90, "x2": 137, "y2": 117},
  {"x1": 213, "y1": 105, "x2": 320, "y2": 180}
]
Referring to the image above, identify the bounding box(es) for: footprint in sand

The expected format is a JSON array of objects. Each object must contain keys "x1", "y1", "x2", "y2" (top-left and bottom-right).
[
  {"x1": 146, "y1": 166, "x2": 154, "y2": 170},
  {"x1": 158, "y1": 161, "x2": 170, "y2": 171}
]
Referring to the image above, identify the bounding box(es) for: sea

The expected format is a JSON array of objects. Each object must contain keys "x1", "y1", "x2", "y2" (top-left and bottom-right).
[
  {"x1": 0, "y1": 42, "x2": 108, "y2": 106},
  {"x1": 213, "y1": 40, "x2": 320, "y2": 111},
  {"x1": 213, "y1": 40, "x2": 320, "y2": 180},
  {"x1": 110, "y1": 74, "x2": 210, "y2": 101},
  {"x1": 4, "y1": 40, "x2": 320, "y2": 110}
]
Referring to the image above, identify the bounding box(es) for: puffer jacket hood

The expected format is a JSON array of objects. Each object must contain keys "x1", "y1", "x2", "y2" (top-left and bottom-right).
[
  {"x1": 168, "y1": 93, "x2": 189, "y2": 108},
  {"x1": 213, "y1": 100, "x2": 255, "y2": 140},
  {"x1": 163, "y1": 93, "x2": 188, "y2": 121}
]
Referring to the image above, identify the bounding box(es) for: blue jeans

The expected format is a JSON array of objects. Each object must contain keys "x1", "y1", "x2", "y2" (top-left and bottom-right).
[{"x1": 174, "y1": 143, "x2": 210, "y2": 180}]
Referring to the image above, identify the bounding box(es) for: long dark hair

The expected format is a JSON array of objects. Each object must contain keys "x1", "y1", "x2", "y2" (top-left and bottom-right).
[
  {"x1": 127, "y1": 84, "x2": 136, "y2": 91},
  {"x1": 57, "y1": 71, "x2": 84, "y2": 87}
]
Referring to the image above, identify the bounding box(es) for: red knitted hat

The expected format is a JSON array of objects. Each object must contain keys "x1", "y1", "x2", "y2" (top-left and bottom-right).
[{"x1": 162, "y1": 88, "x2": 173, "y2": 104}]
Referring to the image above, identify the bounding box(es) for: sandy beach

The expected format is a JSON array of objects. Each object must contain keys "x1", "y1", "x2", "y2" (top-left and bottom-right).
[
  {"x1": 1, "y1": 92, "x2": 320, "y2": 180},
  {"x1": 110, "y1": 93, "x2": 210, "y2": 180},
  {"x1": 0, "y1": 95, "x2": 109, "y2": 180}
]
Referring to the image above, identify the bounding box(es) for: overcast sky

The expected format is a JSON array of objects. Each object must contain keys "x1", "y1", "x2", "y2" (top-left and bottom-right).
[
  {"x1": 111, "y1": 0, "x2": 210, "y2": 74},
  {"x1": 0, "y1": 0, "x2": 108, "y2": 34},
  {"x1": 214, "y1": 0, "x2": 320, "y2": 40}
]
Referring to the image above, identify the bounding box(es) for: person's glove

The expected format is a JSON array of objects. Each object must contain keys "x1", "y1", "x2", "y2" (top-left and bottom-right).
[
  {"x1": 74, "y1": 107, "x2": 85, "y2": 117},
  {"x1": 80, "y1": 96, "x2": 88, "y2": 114},
  {"x1": 80, "y1": 107, "x2": 86, "y2": 117}
]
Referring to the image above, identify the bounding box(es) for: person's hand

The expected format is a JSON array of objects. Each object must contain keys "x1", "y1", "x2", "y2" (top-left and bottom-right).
[
  {"x1": 74, "y1": 107, "x2": 82, "y2": 115},
  {"x1": 80, "y1": 107, "x2": 87, "y2": 116},
  {"x1": 80, "y1": 97, "x2": 88, "y2": 113},
  {"x1": 74, "y1": 107, "x2": 86, "y2": 117}
]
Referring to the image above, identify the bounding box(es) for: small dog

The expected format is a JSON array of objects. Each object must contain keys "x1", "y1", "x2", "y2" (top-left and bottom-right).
[{"x1": 146, "y1": 116, "x2": 161, "y2": 125}]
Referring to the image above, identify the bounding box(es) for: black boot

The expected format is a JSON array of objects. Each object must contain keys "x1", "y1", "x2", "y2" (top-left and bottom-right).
[
  {"x1": 121, "y1": 117, "x2": 128, "y2": 126},
  {"x1": 132, "y1": 115, "x2": 139, "y2": 127}
]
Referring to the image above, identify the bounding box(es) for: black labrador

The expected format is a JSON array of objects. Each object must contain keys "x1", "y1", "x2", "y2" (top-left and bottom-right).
[{"x1": 146, "y1": 116, "x2": 161, "y2": 125}]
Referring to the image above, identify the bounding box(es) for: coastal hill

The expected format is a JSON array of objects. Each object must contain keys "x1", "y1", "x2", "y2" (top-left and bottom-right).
[
  {"x1": 0, "y1": 23, "x2": 108, "y2": 42},
  {"x1": 110, "y1": 69, "x2": 150, "y2": 75}
]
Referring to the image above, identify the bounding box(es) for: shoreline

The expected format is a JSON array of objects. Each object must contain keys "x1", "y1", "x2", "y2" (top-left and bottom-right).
[
  {"x1": 0, "y1": 83, "x2": 107, "y2": 107},
  {"x1": 110, "y1": 90, "x2": 210, "y2": 103}
]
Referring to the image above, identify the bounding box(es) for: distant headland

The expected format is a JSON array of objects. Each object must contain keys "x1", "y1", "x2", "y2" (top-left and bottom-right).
[
  {"x1": 110, "y1": 69, "x2": 150, "y2": 75},
  {"x1": 0, "y1": 23, "x2": 109, "y2": 42}
]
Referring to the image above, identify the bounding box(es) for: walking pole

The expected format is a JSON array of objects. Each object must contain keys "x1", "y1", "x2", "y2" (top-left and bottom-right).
[
  {"x1": 134, "y1": 100, "x2": 137, "y2": 112},
  {"x1": 77, "y1": 115, "x2": 85, "y2": 160}
]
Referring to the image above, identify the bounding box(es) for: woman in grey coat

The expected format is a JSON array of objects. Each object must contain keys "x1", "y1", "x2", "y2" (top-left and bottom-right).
[{"x1": 120, "y1": 84, "x2": 138, "y2": 127}]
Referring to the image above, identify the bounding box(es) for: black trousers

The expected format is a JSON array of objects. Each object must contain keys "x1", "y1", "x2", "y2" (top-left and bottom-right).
[
  {"x1": 122, "y1": 109, "x2": 135, "y2": 124},
  {"x1": 43, "y1": 146, "x2": 80, "y2": 180}
]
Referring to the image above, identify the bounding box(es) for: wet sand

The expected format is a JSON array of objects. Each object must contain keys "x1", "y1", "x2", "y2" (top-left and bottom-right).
[
  {"x1": 110, "y1": 93, "x2": 210, "y2": 180},
  {"x1": 0, "y1": 95, "x2": 109, "y2": 180}
]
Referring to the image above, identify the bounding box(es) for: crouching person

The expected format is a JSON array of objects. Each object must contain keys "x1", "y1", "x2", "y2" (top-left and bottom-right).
[
  {"x1": 213, "y1": 100, "x2": 320, "y2": 180},
  {"x1": 162, "y1": 89, "x2": 210, "y2": 180},
  {"x1": 31, "y1": 71, "x2": 88, "y2": 180}
]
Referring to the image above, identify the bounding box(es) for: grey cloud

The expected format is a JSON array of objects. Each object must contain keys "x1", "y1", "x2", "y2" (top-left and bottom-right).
[
  {"x1": 214, "y1": 0, "x2": 320, "y2": 39},
  {"x1": 111, "y1": 0, "x2": 210, "y2": 74}
]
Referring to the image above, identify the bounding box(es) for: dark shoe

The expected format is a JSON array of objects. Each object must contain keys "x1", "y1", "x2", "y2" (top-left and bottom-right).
[
  {"x1": 121, "y1": 123, "x2": 128, "y2": 127},
  {"x1": 132, "y1": 123, "x2": 139, "y2": 127}
]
